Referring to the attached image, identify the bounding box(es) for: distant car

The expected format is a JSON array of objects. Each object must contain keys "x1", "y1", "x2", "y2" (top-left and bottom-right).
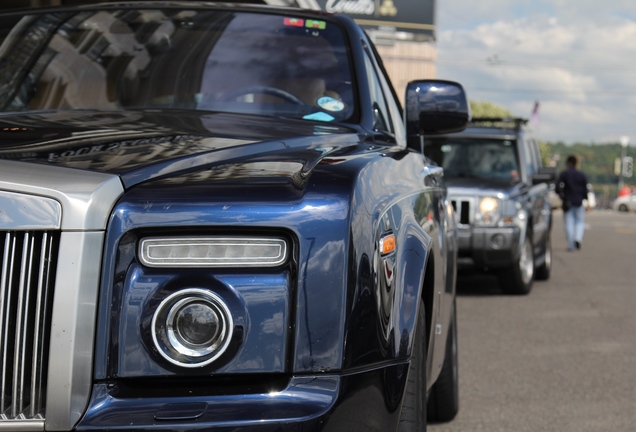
[
  {"x1": 425, "y1": 117, "x2": 556, "y2": 295},
  {"x1": 613, "y1": 194, "x2": 636, "y2": 212},
  {"x1": 0, "y1": 2, "x2": 468, "y2": 431}
]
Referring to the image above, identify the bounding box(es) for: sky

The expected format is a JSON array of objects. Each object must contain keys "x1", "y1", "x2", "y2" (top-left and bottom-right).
[{"x1": 435, "y1": 0, "x2": 636, "y2": 144}]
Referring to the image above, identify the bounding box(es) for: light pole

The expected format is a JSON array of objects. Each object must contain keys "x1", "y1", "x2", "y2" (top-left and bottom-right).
[{"x1": 619, "y1": 136, "x2": 630, "y2": 192}]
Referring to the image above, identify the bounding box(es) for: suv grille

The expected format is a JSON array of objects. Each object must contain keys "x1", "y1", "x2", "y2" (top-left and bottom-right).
[
  {"x1": 451, "y1": 199, "x2": 471, "y2": 225},
  {"x1": 0, "y1": 231, "x2": 58, "y2": 421}
]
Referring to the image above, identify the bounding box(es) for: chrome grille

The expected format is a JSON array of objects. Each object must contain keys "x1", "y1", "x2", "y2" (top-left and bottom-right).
[
  {"x1": 451, "y1": 199, "x2": 471, "y2": 225},
  {"x1": 0, "y1": 231, "x2": 58, "y2": 421}
]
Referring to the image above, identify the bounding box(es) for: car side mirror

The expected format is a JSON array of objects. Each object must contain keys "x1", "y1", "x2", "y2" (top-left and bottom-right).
[
  {"x1": 532, "y1": 167, "x2": 558, "y2": 185},
  {"x1": 405, "y1": 80, "x2": 470, "y2": 152}
]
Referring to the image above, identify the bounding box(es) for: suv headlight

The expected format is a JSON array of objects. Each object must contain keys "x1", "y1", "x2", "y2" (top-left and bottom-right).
[{"x1": 475, "y1": 197, "x2": 501, "y2": 226}]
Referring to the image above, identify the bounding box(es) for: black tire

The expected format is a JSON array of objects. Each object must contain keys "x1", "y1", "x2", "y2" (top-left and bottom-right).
[
  {"x1": 498, "y1": 231, "x2": 534, "y2": 295},
  {"x1": 427, "y1": 301, "x2": 459, "y2": 423},
  {"x1": 398, "y1": 300, "x2": 427, "y2": 432},
  {"x1": 535, "y1": 233, "x2": 552, "y2": 281},
  {"x1": 619, "y1": 204, "x2": 629, "y2": 212}
]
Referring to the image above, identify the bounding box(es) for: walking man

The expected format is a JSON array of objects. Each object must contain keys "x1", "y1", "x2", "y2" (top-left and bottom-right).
[{"x1": 557, "y1": 155, "x2": 590, "y2": 251}]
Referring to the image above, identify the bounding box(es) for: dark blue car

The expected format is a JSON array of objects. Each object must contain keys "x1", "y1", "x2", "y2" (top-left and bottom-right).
[{"x1": 0, "y1": 2, "x2": 468, "y2": 431}]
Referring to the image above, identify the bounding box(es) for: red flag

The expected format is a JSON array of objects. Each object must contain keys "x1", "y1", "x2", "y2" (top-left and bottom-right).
[{"x1": 530, "y1": 100, "x2": 540, "y2": 124}]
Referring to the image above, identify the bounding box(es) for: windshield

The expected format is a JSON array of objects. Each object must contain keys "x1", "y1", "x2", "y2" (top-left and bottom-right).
[
  {"x1": 0, "y1": 8, "x2": 356, "y2": 122},
  {"x1": 425, "y1": 137, "x2": 521, "y2": 183}
]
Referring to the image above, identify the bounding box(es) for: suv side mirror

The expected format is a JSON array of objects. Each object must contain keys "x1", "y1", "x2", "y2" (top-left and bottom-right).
[
  {"x1": 532, "y1": 167, "x2": 558, "y2": 185},
  {"x1": 405, "y1": 80, "x2": 470, "y2": 151}
]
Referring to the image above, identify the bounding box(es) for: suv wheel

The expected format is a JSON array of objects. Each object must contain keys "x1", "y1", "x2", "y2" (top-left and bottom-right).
[
  {"x1": 535, "y1": 233, "x2": 551, "y2": 281},
  {"x1": 498, "y1": 232, "x2": 534, "y2": 295}
]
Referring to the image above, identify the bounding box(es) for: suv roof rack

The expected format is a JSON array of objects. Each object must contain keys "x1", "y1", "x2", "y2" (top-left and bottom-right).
[{"x1": 470, "y1": 117, "x2": 528, "y2": 130}]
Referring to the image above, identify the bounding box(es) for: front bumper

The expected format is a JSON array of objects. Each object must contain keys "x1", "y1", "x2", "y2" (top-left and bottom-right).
[
  {"x1": 457, "y1": 225, "x2": 521, "y2": 270},
  {"x1": 76, "y1": 364, "x2": 407, "y2": 432}
]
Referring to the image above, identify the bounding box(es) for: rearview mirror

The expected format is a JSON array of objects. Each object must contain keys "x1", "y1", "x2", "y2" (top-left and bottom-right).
[{"x1": 405, "y1": 80, "x2": 470, "y2": 151}]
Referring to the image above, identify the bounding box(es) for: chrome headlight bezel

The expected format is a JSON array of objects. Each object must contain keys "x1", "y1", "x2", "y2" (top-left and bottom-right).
[{"x1": 151, "y1": 288, "x2": 234, "y2": 368}]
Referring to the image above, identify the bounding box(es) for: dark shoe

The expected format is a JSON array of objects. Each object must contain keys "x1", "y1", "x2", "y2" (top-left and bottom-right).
[{"x1": 575, "y1": 241, "x2": 581, "y2": 250}]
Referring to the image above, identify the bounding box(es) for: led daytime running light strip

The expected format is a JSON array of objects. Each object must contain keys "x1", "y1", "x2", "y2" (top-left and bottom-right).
[{"x1": 139, "y1": 237, "x2": 288, "y2": 268}]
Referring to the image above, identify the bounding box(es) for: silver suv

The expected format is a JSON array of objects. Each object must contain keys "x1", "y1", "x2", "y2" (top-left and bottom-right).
[{"x1": 425, "y1": 118, "x2": 556, "y2": 294}]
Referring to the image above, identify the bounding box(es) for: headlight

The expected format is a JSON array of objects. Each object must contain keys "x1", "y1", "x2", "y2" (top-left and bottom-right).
[
  {"x1": 139, "y1": 237, "x2": 288, "y2": 267},
  {"x1": 475, "y1": 197, "x2": 501, "y2": 226},
  {"x1": 152, "y1": 288, "x2": 233, "y2": 368}
]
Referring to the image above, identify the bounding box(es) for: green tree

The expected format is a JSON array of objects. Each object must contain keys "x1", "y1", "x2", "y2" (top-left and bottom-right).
[
  {"x1": 543, "y1": 141, "x2": 636, "y2": 206},
  {"x1": 470, "y1": 100, "x2": 513, "y2": 118},
  {"x1": 538, "y1": 141, "x2": 551, "y2": 167}
]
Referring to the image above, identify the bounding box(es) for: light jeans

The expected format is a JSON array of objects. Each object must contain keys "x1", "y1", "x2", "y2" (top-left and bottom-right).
[{"x1": 564, "y1": 205, "x2": 585, "y2": 250}]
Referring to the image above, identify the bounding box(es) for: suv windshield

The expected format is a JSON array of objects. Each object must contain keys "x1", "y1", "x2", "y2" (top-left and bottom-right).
[
  {"x1": 0, "y1": 8, "x2": 356, "y2": 122},
  {"x1": 426, "y1": 138, "x2": 521, "y2": 183}
]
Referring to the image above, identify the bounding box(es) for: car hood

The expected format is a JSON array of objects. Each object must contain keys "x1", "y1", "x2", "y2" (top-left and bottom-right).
[
  {"x1": 0, "y1": 109, "x2": 359, "y2": 189},
  {"x1": 444, "y1": 176, "x2": 523, "y2": 198}
]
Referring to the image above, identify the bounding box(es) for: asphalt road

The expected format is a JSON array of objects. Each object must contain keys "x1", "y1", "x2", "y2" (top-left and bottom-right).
[{"x1": 429, "y1": 209, "x2": 636, "y2": 432}]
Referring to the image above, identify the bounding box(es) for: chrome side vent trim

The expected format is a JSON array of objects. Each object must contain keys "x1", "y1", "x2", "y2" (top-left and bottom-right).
[{"x1": 0, "y1": 231, "x2": 58, "y2": 422}]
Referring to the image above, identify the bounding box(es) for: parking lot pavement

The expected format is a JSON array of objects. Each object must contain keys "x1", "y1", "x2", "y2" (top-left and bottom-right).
[{"x1": 429, "y1": 210, "x2": 636, "y2": 432}]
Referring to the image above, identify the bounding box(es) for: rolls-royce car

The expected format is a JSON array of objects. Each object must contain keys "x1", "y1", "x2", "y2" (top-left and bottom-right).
[{"x1": 0, "y1": 3, "x2": 468, "y2": 431}]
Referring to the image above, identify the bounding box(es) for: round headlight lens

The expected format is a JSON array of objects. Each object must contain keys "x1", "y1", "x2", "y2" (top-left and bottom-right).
[
  {"x1": 152, "y1": 289, "x2": 233, "y2": 368},
  {"x1": 175, "y1": 302, "x2": 220, "y2": 345}
]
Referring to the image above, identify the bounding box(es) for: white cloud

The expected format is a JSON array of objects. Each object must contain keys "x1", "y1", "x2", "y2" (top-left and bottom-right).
[{"x1": 436, "y1": 1, "x2": 636, "y2": 143}]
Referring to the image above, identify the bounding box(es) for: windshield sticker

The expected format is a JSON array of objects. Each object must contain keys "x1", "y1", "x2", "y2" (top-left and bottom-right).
[
  {"x1": 306, "y1": 19, "x2": 327, "y2": 29},
  {"x1": 284, "y1": 17, "x2": 305, "y2": 27},
  {"x1": 317, "y1": 96, "x2": 345, "y2": 112},
  {"x1": 303, "y1": 112, "x2": 335, "y2": 122}
]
